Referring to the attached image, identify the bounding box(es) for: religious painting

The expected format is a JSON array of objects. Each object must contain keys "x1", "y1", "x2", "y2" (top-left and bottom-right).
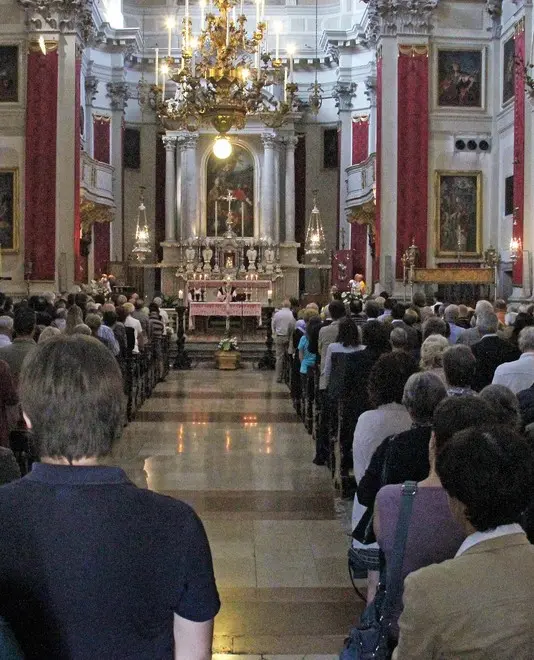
[
  {"x1": 0, "y1": 46, "x2": 18, "y2": 103},
  {"x1": 437, "y1": 49, "x2": 484, "y2": 109},
  {"x1": 0, "y1": 169, "x2": 19, "y2": 252},
  {"x1": 502, "y1": 36, "x2": 515, "y2": 105},
  {"x1": 206, "y1": 144, "x2": 254, "y2": 238},
  {"x1": 435, "y1": 171, "x2": 482, "y2": 257}
]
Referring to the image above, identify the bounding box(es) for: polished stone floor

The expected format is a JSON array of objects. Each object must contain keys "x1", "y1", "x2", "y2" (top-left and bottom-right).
[{"x1": 111, "y1": 369, "x2": 363, "y2": 658}]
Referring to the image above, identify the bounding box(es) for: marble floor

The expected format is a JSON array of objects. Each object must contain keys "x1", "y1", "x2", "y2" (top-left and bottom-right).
[{"x1": 111, "y1": 369, "x2": 364, "y2": 658}]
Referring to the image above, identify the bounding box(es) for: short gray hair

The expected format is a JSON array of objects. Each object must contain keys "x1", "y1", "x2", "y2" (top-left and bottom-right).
[
  {"x1": 475, "y1": 299, "x2": 494, "y2": 316},
  {"x1": 479, "y1": 384, "x2": 521, "y2": 430},
  {"x1": 477, "y1": 311, "x2": 498, "y2": 334},
  {"x1": 402, "y1": 372, "x2": 447, "y2": 423},
  {"x1": 390, "y1": 327, "x2": 408, "y2": 349},
  {"x1": 420, "y1": 334, "x2": 449, "y2": 370},
  {"x1": 444, "y1": 304, "x2": 459, "y2": 324},
  {"x1": 38, "y1": 326, "x2": 61, "y2": 343},
  {"x1": 0, "y1": 316, "x2": 14, "y2": 331},
  {"x1": 519, "y1": 326, "x2": 534, "y2": 353}
]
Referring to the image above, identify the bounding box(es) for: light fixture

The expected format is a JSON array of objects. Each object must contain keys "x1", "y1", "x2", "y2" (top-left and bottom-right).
[
  {"x1": 510, "y1": 207, "x2": 522, "y2": 264},
  {"x1": 304, "y1": 190, "x2": 326, "y2": 261},
  {"x1": 307, "y1": 0, "x2": 323, "y2": 115},
  {"x1": 38, "y1": 35, "x2": 47, "y2": 55},
  {"x1": 156, "y1": 0, "x2": 298, "y2": 136},
  {"x1": 213, "y1": 136, "x2": 233, "y2": 159},
  {"x1": 132, "y1": 187, "x2": 152, "y2": 263}
]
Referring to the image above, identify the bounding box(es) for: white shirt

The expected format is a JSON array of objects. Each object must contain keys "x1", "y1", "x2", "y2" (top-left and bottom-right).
[
  {"x1": 159, "y1": 308, "x2": 169, "y2": 327},
  {"x1": 351, "y1": 403, "x2": 413, "y2": 542},
  {"x1": 271, "y1": 307, "x2": 295, "y2": 337},
  {"x1": 124, "y1": 315, "x2": 143, "y2": 354},
  {"x1": 0, "y1": 335, "x2": 11, "y2": 348},
  {"x1": 492, "y1": 353, "x2": 534, "y2": 394},
  {"x1": 455, "y1": 523, "x2": 525, "y2": 557}
]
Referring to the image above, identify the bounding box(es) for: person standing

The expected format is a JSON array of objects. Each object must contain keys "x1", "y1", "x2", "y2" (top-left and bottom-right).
[
  {"x1": 272, "y1": 299, "x2": 296, "y2": 383},
  {"x1": 0, "y1": 307, "x2": 37, "y2": 387}
]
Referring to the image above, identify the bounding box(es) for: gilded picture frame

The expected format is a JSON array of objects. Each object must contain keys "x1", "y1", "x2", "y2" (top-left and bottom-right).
[
  {"x1": 0, "y1": 168, "x2": 20, "y2": 253},
  {"x1": 435, "y1": 47, "x2": 485, "y2": 110},
  {"x1": 435, "y1": 171, "x2": 482, "y2": 258}
]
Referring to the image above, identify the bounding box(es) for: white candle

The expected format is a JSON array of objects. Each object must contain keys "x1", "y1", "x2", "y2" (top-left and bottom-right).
[
  {"x1": 178, "y1": 289, "x2": 184, "y2": 300},
  {"x1": 240, "y1": 0, "x2": 243, "y2": 15},
  {"x1": 226, "y1": 13, "x2": 230, "y2": 45},
  {"x1": 185, "y1": 0, "x2": 190, "y2": 49},
  {"x1": 267, "y1": 288, "x2": 273, "y2": 300},
  {"x1": 261, "y1": 0, "x2": 265, "y2": 21},
  {"x1": 155, "y1": 47, "x2": 159, "y2": 85},
  {"x1": 200, "y1": 0, "x2": 205, "y2": 26},
  {"x1": 275, "y1": 32, "x2": 279, "y2": 60},
  {"x1": 215, "y1": 200, "x2": 218, "y2": 237},
  {"x1": 283, "y1": 66, "x2": 287, "y2": 102},
  {"x1": 256, "y1": 0, "x2": 260, "y2": 25},
  {"x1": 256, "y1": 50, "x2": 261, "y2": 79},
  {"x1": 161, "y1": 67, "x2": 166, "y2": 100},
  {"x1": 289, "y1": 53, "x2": 294, "y2": 80},
  {"x1": 232, "y1": 7, "x2": 236, "y2": 23},
  {"x1": 166, "y1": 17, "x2": 175, "y2": 55},
  {"x1": 241, "y1": 201, "x2": 245, "y2": 237}
]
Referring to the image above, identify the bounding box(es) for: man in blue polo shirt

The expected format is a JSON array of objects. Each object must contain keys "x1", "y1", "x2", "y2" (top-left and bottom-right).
[{"x1": 0, "y1": 335, "x2": 220, "y2": 659}]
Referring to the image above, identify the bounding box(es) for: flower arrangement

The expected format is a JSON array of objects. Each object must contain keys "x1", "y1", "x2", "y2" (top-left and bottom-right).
[
  {"x1": 217, "y1": 336, "x2": 239, "y2": 352},
  {"x1": 341, "y1": 290, "x2": 368, "y2": 305}
]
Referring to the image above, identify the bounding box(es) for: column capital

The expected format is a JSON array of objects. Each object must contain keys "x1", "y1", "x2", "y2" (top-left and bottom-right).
[
  {"x1": 106, "y1": 81, "x2": 129, "y2": 111},
  {"x1": 333, "y1": 82, "x2": 357, "y2": 112},
  {"x1": 162, "y1": 135, "x2": 178, "y2": 151},
  {"x1": 85, "y1": 75, "x2": 98, "y2": 104},
  {"x1": 18, "y1": 0, "x2": 96, "y2": 44},
  {"x1": 181, "y1": 133, "x2": 199, "y2": 149},
  {"x1": 284, "y1": 135, "x2": 299, "y2": 150},
  {"x1": 365, "y1": 0, "x2": 438, "y2": 44},
  {"x1": 261, "y1": 132, "x2": 278, "y2": 148},
  {"x1": 364, "y1": 75, "x2": 377, "y2": 107}
]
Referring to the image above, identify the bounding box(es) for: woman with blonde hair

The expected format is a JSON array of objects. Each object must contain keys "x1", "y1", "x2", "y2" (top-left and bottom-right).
[{"x1": 419, "y1": 334, "x2": 449, "y2": 383}]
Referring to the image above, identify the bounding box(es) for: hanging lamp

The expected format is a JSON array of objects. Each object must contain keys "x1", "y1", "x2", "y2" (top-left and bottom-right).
[
  {"x1": 304, "y1": 190, "x2": 326, "y2": 261},
  {"x1": 132, "y1": 187, "x2": 152, "y2": 263},
  {"x1": 307, "y1": 0, "x2": 323, "y2": 115}
]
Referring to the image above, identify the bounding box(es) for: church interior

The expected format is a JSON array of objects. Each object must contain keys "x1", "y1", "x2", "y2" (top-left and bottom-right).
[{"x1": 1, "y1": 0, "x2": 534, "y2": 658}]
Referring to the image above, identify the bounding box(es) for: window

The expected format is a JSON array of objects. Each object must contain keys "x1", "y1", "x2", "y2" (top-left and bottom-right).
[
  {"x1": 323, "y1": 128, "x2": 338, "y2": 169},
  {"x1": 124, "y1": 128, "x2": 141, "y2": 169},
  {"x1": 505, "y1": 175, "x2": 514, "y2": 216}
]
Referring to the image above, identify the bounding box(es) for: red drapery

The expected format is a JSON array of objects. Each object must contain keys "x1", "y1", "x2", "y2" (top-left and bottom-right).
[
  {"x1": 92, "y1": 115, "x2": 111, "y2": 277},
  {"x1": 93, "y1": 115, "x2": 110, "y2": 164},
  {"x1": 24, "y1": 47, "x2": 58, "y2": 281},
  {"x1": 396, "y1": 46, "x2": 429, "y2": 277},
  {"x1": 74, "y1": 57, "x2": 83, "y2": 283},
  {"x1": 373, "y1": 55, "x2": 382, "y2": 283},
  {"x1": 352, "y1": 116, "x2": 369, "y2": 165},
  {"x1": 351, "y1": 116, "x2": 370, "y2": 279},
  {"x1": 513, "y1": 22, "x2": 525, "y2": 285}
]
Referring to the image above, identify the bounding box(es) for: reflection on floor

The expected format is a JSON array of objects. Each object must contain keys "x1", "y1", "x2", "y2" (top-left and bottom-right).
[{"x1": 111, "y1": 369, "x2": 364, "y2": 658}]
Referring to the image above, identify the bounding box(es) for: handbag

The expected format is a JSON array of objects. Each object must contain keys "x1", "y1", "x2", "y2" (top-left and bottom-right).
[{"x1": 339, "y1": 481, "x2": 418, "y2": 660}]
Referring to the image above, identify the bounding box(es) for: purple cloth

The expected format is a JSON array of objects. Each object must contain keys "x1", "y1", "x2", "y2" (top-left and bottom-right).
[{"x1": 376, "y1": 485, "x2": 465, "y2": 637}]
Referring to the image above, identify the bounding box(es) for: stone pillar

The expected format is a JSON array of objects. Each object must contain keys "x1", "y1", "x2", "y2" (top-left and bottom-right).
[
  {"x1": 365, "y1": 73, "x2": 377, "y2": 156},
  {"x1": 284, "y1": 136, "x2": 298, "y2": 243},
  {"x1": 182, "y1": 134, "x2": 199, "y2": 239},
  {"x1": 261, "y1": 132, "x2": 276, "y2": 240},
  {"x1": 274, "y1": 139, "x2": 281, "y2": 244},
  {"x1": 107, "y1": 81, "x2": 129, "y2": 262},
  {"x1": 84, "y1": 73, "x2": 98, "y2": 157},
  {"x1": 162, "y1": 135, "x2": 177, "y2": 242},
  {"x1": 333, "y1": 81, "x2": 357, "y2": 251}
]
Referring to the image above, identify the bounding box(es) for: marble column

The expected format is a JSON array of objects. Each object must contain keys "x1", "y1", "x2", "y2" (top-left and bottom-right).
[
  {"x1": 274, "y1": 139, "x2": 281, "y2": 245},
  {"x1": 284, "y1": 136, "x2": 298, "y2": 243},
  {"x1": 162, "y1": 135, "x2": 177, "y2": 242},
  {"x1": 182, "y1": 134, "x2": 199, "y2": 239},
  {"x1": 261, "y1": 132, "x2": 276, "y2": 240},
  {"x1": 107, "y1": 81, "x2": 129, "y2": 262},
  {"x1": 365, "y1": 73, "x2": 377, "y2": 157},
  {"x1": 84, "y1": 73, "x2": 98, "y2": 157},
  {"x1": 333, "y1": 81, "x2": 357, "y2": 250}
]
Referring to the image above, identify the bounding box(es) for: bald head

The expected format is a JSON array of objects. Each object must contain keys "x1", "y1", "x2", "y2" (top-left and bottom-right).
[{"x1": 282, "y1": 298, "x2": 291, "y2": 309}]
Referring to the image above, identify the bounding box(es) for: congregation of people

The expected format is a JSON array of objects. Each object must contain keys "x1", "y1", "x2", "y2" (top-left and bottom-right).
[{"x1": 273, "y1": 290, "x2": 534, "y2": 658}]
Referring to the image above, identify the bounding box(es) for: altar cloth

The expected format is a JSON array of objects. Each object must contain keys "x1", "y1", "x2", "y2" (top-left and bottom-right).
[{"x1": 188, "y1": 301, "x2": 263, "y2": 330}]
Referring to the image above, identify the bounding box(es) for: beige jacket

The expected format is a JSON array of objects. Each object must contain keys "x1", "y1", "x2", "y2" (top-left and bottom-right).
[{"x1": 394, "y1": 533, "x2": 534, "y2": 659}]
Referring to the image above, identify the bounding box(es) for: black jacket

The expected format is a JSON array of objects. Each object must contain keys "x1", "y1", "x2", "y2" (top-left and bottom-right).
[{"x1": 471, "y1": 335, "x2": 520, "y2": 391}]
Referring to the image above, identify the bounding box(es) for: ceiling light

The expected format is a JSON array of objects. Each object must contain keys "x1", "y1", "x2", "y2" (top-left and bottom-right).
[{"x1": 213, "y1": 136, "x2": 232, "y2": 159}]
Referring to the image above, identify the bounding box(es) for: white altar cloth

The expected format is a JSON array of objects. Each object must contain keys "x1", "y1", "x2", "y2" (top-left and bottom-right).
[{"x1": 188, "y1": 301, "x2": 263, "y2": 330}]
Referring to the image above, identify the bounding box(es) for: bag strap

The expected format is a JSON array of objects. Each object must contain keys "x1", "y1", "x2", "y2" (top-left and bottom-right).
[{"x1": 381, "y1": 480, "x2": 418, "y2": 623}]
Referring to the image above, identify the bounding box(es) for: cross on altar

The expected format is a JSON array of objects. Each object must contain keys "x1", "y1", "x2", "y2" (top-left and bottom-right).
[{"x1": 223, "y1": 189, "x2": 236, "y2": 215}]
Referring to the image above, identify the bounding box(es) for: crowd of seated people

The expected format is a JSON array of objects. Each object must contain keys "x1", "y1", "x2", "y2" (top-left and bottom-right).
[
  {"x1": 281, "y1": 290, "x2": 534, "y2": 658},
  {"x1": 0, "y1": 289, "x2": 171, "y2": 486}
]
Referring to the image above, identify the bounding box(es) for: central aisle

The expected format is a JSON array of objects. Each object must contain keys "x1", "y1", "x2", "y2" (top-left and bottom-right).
[{"x1": 113, "y1": 369, "x2": 362, "y2": 659}]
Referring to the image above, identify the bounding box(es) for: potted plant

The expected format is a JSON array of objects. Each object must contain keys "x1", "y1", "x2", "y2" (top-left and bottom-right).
[{"x1": 215, "y1": 336, "x2": 241, "y2": 370}]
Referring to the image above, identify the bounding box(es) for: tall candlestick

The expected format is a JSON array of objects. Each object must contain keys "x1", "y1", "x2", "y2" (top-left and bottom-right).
[
  {"x1": 256, "y1": 50, "x2": 261, "y2": 79},
  {"x1": 161, "y1": 70, "x2": 166, "y2": 100},
  {"x1": 289, "y1": 51, "x2": 294, "y2": 81},
  {"x1": 155, "y1": 47, "x2": 159, "y2": 85}
]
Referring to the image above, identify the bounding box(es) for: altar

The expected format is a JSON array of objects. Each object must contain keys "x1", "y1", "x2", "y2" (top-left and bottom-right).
[{"x1": 188, "y1": 301, "x2": 263, "y2": 330}]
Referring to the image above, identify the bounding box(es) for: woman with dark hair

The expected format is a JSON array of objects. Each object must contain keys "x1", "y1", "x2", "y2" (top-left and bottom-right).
[
  {"x1": 65, "y1": 305, "x2": 83, "y2": 335},
  {"x1": 395, "y1": 424, "x2": 534, "y2": 658},
  {"x1": 509, "y1": 312, "x2": 534, "y2": 350},
  {"x1": 322, "y1": 317, "x2": 363, "y2": 389},
  {"x1": 351, "y1": 351, "x2": 418, "y2": 601}
]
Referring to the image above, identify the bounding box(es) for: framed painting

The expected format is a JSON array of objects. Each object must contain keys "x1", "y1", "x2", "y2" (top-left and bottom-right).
[
  {"x1": 435, "y1": 171, "x2": 482, "y2": 258},
  {"x1": 0, "y1": 169, "x2": 19, "y2": 252},
  {"x1": 0, "y1": 45, "x2": 19, "y2": 103},
  {"x1": 206, "y1": 144, "x2": 254, "y2": 238},
  {"x1": 436, "y1": 48, "x2": 484, "y2": 109},
  {"x1": 502, "y1": 35, "x2": 515, "y2": 105}
]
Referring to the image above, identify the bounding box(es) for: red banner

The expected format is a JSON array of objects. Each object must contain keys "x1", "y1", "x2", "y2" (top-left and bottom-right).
[
  {"x1": 513, "y1": 23, "x2": 525, "y2": 285},
  {"x1": 373, "y1": 55, "x2": 382, "y2": 283},
  {"x1": 352, "y1": 116, "x2": 369, "y2": 165},
  {"x1": 93, "y1": 115, "x2": 110, "y2": 164},
  {"x1": 396, "y1": 46, "x2": 429, "y2": 276},
  {"x1": 24, "y1": 48, "x2": 58, "y2": 281},
  {"x1": 93, "y1": 222, "x2": 110, "y2": 278},
  {"x1": 75, "y1": 57, "x2": 83, "y2": 283}
]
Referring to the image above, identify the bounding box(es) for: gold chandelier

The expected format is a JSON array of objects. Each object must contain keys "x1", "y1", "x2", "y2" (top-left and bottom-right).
[{"x1": 156, "y1": 0, "x2": 298, "y2": 136}]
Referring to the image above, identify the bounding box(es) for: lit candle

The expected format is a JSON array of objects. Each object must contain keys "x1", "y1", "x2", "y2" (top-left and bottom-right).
[
  {"x1": 166, "y1": 16, "x2": 175, "y2": 56},
  {"x1": 283, "y1": 65, "x2": 287, "y2": 102},
  {"x1": 240, "y1": 0, "x2": 243, "y2": 15},
  {"x1": 261, "y1": 0, "x2": 265, "y2": 21},
  {"x1": 178, "y1": 289, "x2": 184, "y2": 300},
  {"x1": 161, "y1": 63, "x2": 168, "y2": 101},
  {"x1": 155, "y1": 47, "x2": 159, "y2": 85},
  {"x1": 275, "y1": 21, "x2": 281, "y2": 60},
  {"x1": 185, "y1": 0, "x2": 190, "y2": 49},
  {"x1": 267, "y1": 288, "x2": 273, "y2": 300},
  {"x1": 256, "y1": 0, "x2": 260, "y2": 25},
  {"x1": 200, "y1": 0, "x2": 205, "y2": 26},
  {"x1": 232, "y1": 7, "x2": 236, "y2": 23}
]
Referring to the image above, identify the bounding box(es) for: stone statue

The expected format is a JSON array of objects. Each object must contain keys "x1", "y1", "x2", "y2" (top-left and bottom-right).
[
  {"x1": 264, "y1": 246, "x2": 275, "y2": 275},
  {"x1": 246, "y1": 243, "x2": 257, "y2": 271},
  {"x1": 202, "y1": 241, "x2": 213, "y2": 272},
  {"x1": 185, "y1": 241, "x2": 196, "y2": 273}
]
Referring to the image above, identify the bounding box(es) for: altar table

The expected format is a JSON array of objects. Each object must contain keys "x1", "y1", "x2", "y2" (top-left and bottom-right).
[{"x1": 188, "y1": 301, "x2": 263, "y2": 330}]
